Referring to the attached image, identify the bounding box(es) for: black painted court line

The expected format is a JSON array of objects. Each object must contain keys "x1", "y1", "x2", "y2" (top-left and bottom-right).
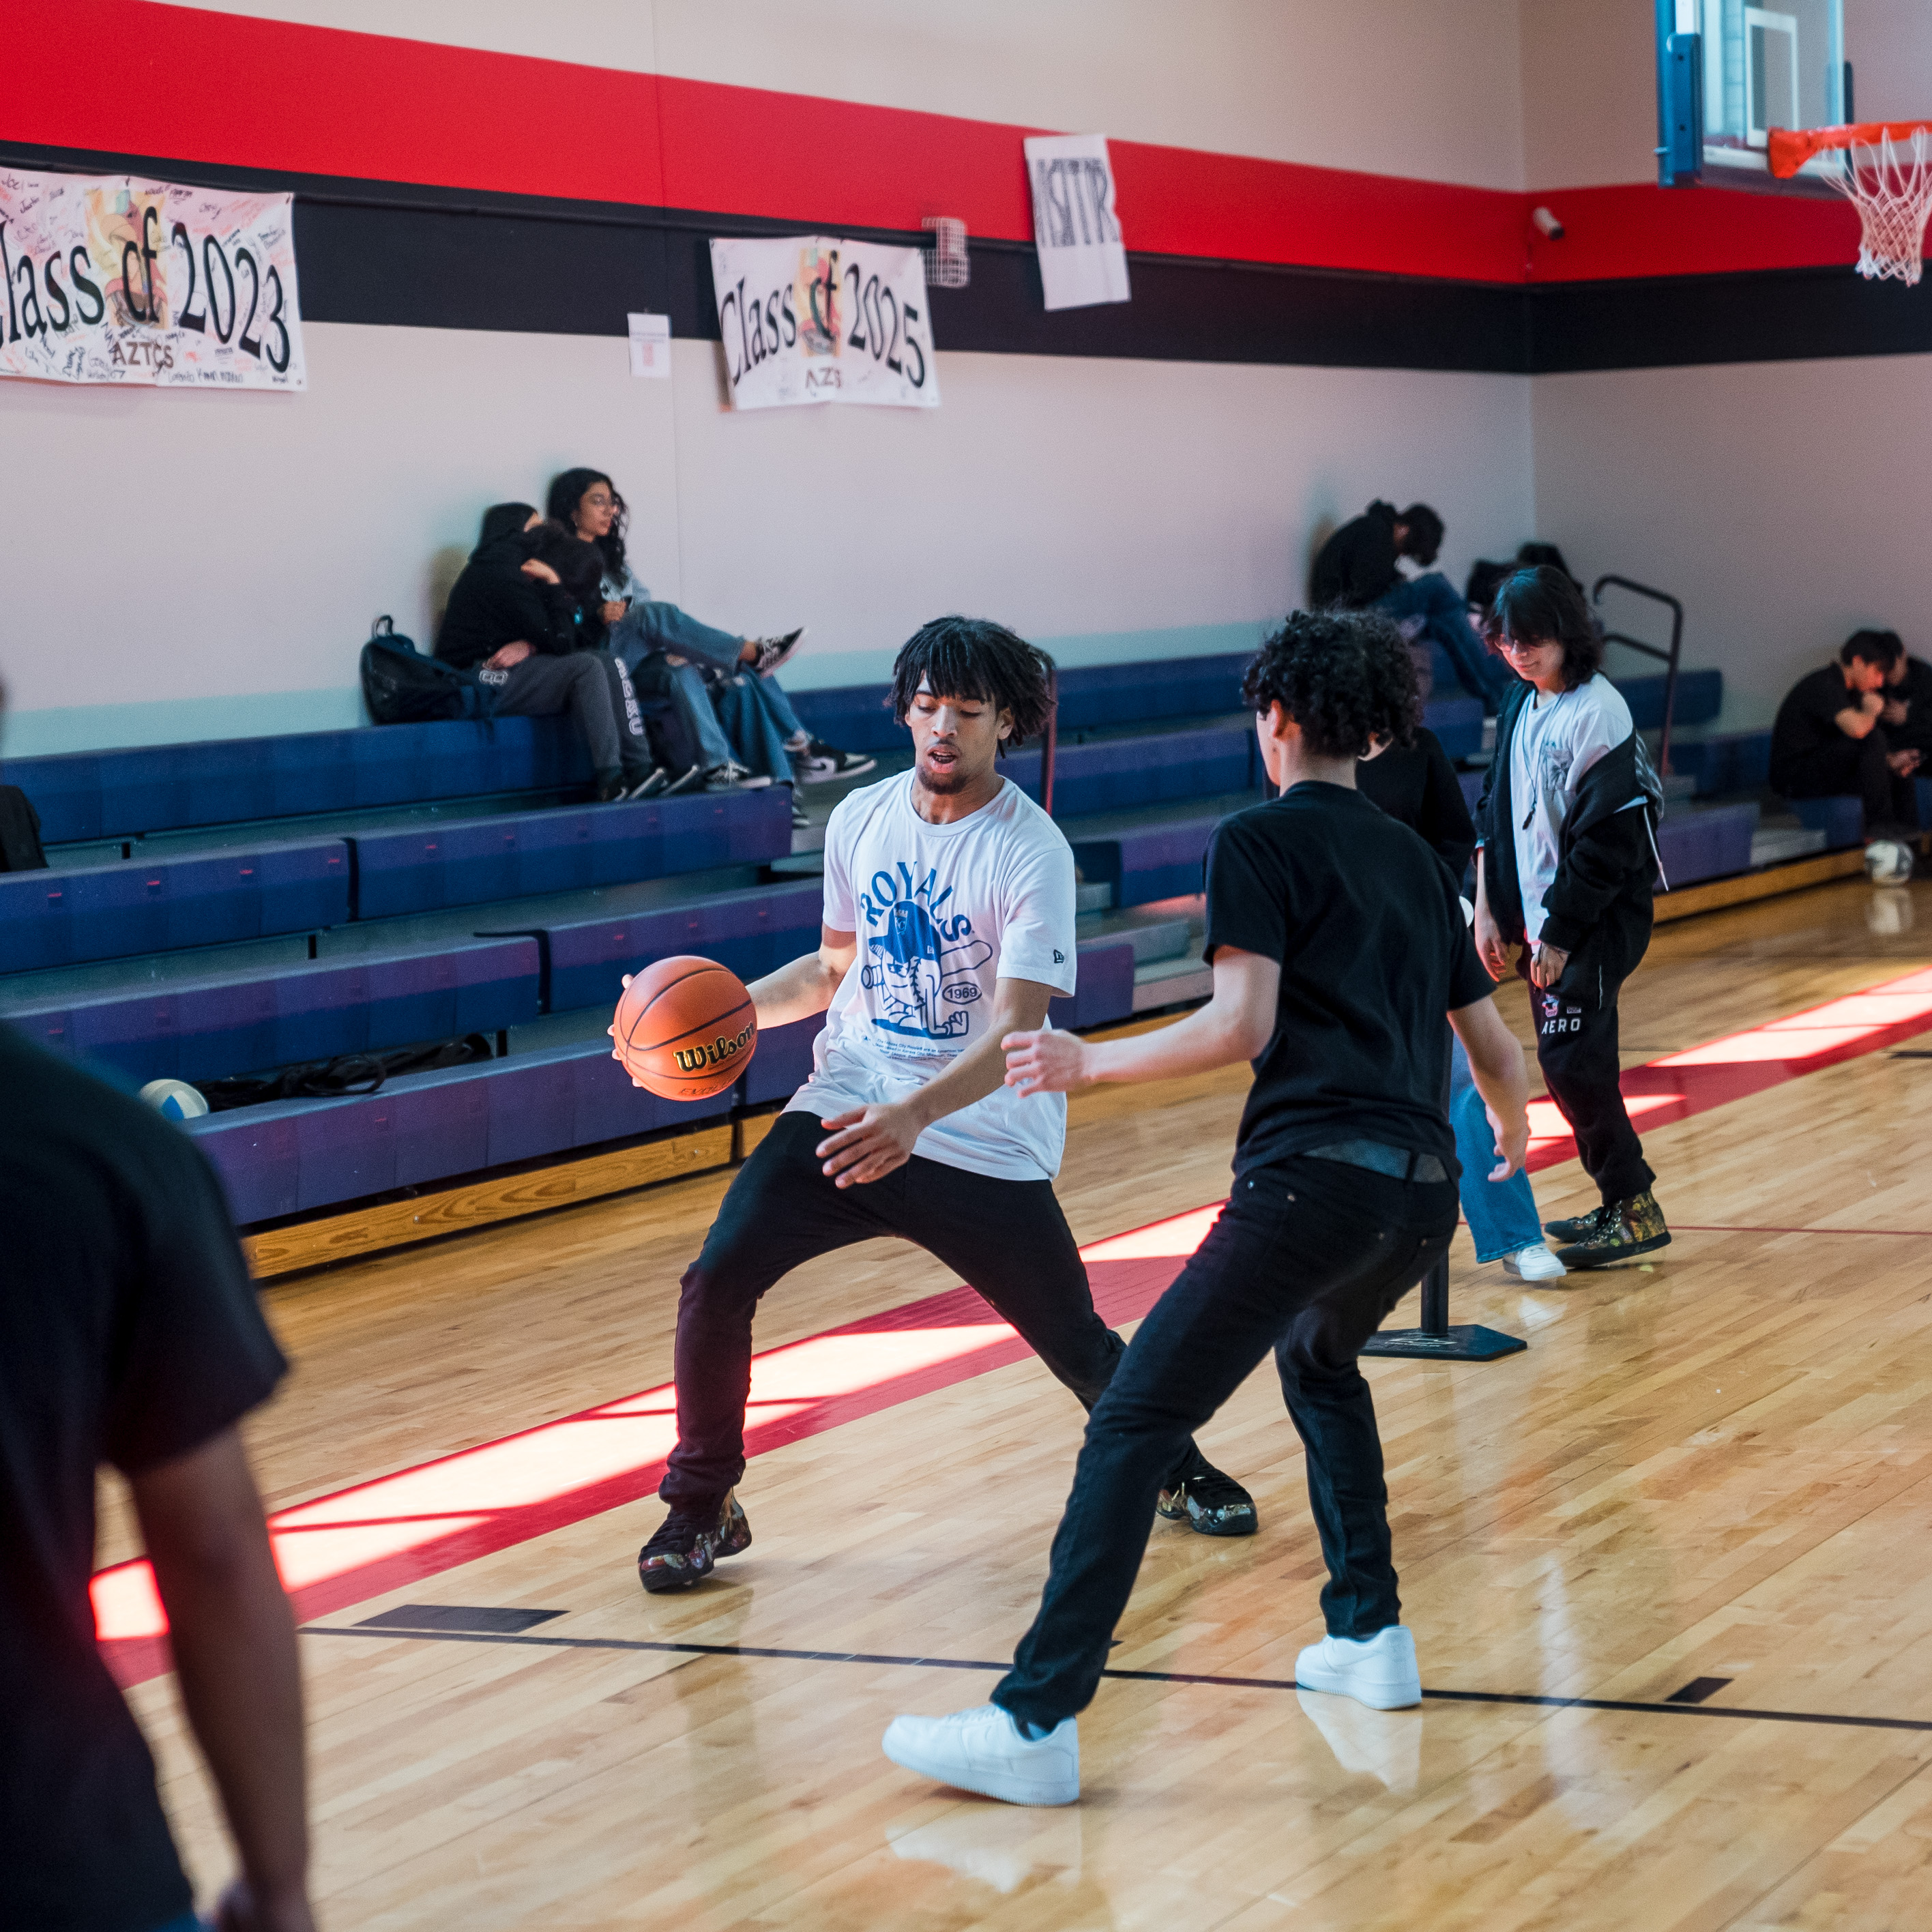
[{"x1": 299, "y1": 1625, "x2": 1932, "y2": 1733}]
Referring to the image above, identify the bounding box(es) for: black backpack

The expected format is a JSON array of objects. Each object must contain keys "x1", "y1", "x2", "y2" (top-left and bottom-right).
[{"x1": 360, "y1": 616, "x2": 497, "y2": 724}]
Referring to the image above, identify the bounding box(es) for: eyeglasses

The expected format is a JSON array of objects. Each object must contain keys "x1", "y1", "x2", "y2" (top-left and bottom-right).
[{"x1": 583, "y1": 492, "x2": 615, "y2": 508}]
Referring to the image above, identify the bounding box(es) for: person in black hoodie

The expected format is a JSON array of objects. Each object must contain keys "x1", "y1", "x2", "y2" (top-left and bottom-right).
[
  {"x1": 437, "y1": 506, "x2": 669, "y2": 803},
  {"x1": 1310, "y1": 499, "x2": 1507, "y2": 709},
  {"x1": 1474, "y1": 566, "x2": 1669, "y2": 1270}
]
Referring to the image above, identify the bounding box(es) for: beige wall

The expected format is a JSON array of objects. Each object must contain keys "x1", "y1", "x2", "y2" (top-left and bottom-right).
[
  {"x1": 1534, "y1": 355, "x2": 1932, "y2": 727},
  {"x1": 0, "y1": 321, "x2": 1533, "y2": 752}
]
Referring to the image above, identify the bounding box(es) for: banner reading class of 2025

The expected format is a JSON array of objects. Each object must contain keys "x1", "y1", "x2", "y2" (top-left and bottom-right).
[
  {"x1": 709, "y1": 235, "x2": 939, "y2": 411},
  {"x1": 0, "y1": 169, "x2": 306, "y2": 390}
]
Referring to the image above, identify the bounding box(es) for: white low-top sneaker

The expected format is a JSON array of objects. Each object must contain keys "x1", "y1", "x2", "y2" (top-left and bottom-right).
[
  {"x1": 882, "y1": 1703, "x2": 1080, "y2": 1806},
  {"x1": 1503, "y1": 1241, "x2": 1567, "y2": 1282},
  {"x1": 1295, "y1": 1626, "x2": 1422, "y2": 1710}
]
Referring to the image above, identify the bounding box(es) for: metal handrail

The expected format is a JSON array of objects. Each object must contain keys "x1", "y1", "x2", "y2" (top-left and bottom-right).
[{"x1": 1592, "y1": 573, "x2": 1684, "y2": 775}]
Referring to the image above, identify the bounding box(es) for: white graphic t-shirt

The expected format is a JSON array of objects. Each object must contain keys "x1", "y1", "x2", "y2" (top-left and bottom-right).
[
  {"x1": 785, "y1": 770, "x2": 1079, "y2": 1181},
  {"x1": 1508, "y1": 673, "x2": 1638, "y2": 942}
]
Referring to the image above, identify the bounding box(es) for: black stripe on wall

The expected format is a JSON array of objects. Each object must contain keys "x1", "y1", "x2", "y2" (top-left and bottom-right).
[{"x1": 5, "y1": 141, "x2": 1931, "y2": 374}]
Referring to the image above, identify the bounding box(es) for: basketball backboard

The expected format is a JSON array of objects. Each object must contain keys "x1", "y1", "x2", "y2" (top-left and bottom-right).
[{"x1": 1656, "y1": 0, "x2": 1847, "y2": 189}]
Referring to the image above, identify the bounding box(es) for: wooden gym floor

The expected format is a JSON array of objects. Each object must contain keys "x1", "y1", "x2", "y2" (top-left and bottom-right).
[{"x1": 106, "y1": 875, "x2": 1932, "y2": 1930}]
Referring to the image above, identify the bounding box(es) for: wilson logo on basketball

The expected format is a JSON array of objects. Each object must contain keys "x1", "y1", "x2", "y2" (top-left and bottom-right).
[{"x1": 673, "y1": 1022, "x2": 755, "y2": 1074}]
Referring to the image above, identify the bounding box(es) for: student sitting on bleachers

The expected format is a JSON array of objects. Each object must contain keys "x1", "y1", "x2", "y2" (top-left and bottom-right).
[
  {"x1": 547, "y1": 469, "x2": 872, "y2": 817},
  {"x1": 0, "y1": 679, "x2": 49, "y2": 872},
  {"x1": 1880, "y1": 632, "x2": 1932, "y2": 765},
  {"x1": 1770, "y1": 630, "x2": 1922, "y2": 840},
  {"x1": 1310, "y1": 499, "x2": 1508, "y2": 711},
  {"x1": 436, "y1": 509, "x2": 672, "y2": 804}
]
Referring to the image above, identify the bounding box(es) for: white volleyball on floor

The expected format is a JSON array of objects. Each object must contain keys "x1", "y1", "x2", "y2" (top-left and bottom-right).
[
  {"x1": 1864, "y1": 838, "x2": 1915, "y2": 886},
  {"x1": 138, "y1": 1078, "x2": 210, "y2": 1121}
]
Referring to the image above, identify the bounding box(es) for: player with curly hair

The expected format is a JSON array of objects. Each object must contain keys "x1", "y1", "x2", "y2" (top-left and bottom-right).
[
  {"x1": 881, "y1": 608, "x2": 1533, "y2": 1805},
  {"x1": 634, "y1": 617, "x2": 1257, "y2": 1594}
]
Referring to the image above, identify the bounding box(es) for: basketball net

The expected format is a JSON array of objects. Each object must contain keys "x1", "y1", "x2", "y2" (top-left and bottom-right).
[{"x1": 1768, "y1": 121, "x2": 1932, "y2": 285}]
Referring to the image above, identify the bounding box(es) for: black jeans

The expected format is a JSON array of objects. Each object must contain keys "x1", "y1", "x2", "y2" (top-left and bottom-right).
[
  {"x1": 993, "y1": 1156, "x2": 1457, "y2": 1731},
  {"x1": 1530, "y1": 975, "x2": 1654, "y2": 1204},
  {"x1": 661, "y1": 1111, "x2": 1208, "y2": 1510},
  {"x1": 1774, "y1": 729, "x2": 1918, "y2": 834}
]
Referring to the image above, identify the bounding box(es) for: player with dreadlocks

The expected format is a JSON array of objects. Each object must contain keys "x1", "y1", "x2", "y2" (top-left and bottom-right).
[
  {"x1": 632, "y1": 615, "x2": 1258, "y2": 1593},
  {"x1": 882, "y1": 609, "x2": 1532, "y2": 1805}
]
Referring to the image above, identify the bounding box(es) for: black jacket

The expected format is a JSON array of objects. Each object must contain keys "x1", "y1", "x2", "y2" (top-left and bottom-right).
[
  {"x1": 1476, "y1": 680, "x2": 1663, "y2": 999},
  {"x1": 1356, "y1": 727, "x2": 1475, "y2": 883},
  {"x1": 1310, "y1": 501, "x2": 1401, "y2": 609},
  {"x1": 435, "y1": 536, "x2": 583, "y2": 671},
  {"x1": 0, "y1": 785, "x2": 46, "y2": 872}
]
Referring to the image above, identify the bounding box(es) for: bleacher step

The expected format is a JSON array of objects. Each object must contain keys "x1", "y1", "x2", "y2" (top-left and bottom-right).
[
  {"x1": 1131, "y1": 946, "x2": 1212, "y2": 1012},
  {"x1": 1751, "y1": 826, "x2": 1828, "y2": 867}
]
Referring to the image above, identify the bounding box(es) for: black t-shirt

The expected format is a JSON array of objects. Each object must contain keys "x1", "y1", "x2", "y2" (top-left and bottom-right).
[
  {"x1": 1890, "y1": 656, "x2": 1932, "y2": 753},
  {"x1": 1770, "y1": 664, "x2": 1859, "y2": 776},
  {"x1": 0, "y1": 1025, "x2": 285, "y2": 1932},
  {"x1": 1203, "y1": 782, "x2": 1495, "y2": 1177},
  {"x1": 1354, "y1": 727, "x2": 1476, "y2": 881}
]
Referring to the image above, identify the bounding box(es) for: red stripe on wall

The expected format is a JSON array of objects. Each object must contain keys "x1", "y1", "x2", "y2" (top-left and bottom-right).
[
  {"x1": 5, "y1": 0, "x2": 666, "y2": 204},
  {"x1": 5, "y1": 1, "x2": 1861, "y2": 287},
  {"x1": 1525, "y1": 180, "x2": 1862, "y2": 283}
]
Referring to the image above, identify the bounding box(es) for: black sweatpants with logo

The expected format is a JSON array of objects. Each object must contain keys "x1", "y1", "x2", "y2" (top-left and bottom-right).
[
  {"x1": 1529, "y1": 971, "x2": 1654, "y2": 1206},
  {"x1": 658, "y1": 1110, "x2": 1205, "y2": 1511}
]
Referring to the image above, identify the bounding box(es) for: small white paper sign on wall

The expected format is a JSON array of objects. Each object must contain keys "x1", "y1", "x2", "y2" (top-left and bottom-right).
[
  {"x1": 628, "y1": 312, "x2": 670, "y2": 377},
  {"x1": 708, "y1": 235, "x2": 939, "y2": 411},
  {"x1": 1024, "y1": 134, "x2": 1130, "y2": 312}
]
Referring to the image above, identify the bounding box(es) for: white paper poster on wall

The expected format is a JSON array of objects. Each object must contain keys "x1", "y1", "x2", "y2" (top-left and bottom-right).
[
  {"x1": 628, "y1": 311, "x2": 670, "y2": 377},
  {"x1": 0, "y1": 169, "x2": 306, "y2": 390},
  {"x1": 708, "y1": 235, "x2": 939, "y2": 411},
  {"x1": 1023, "y1": 134, "x2": 1130, "y2": 312}
]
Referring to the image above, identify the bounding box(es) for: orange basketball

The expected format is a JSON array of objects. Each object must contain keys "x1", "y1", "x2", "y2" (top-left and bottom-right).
[{"x1": 611, "y1": 955, "x2": 757, "y2": 1100}]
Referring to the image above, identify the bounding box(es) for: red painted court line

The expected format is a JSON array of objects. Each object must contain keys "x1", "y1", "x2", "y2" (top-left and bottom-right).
[{"x1": 96, "y1": 967, "x2": 1932, "y2": 1686}]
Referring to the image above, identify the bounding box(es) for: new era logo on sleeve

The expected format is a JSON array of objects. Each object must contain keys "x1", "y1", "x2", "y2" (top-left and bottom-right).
[{"x1": 1053, "y1": 949, "x2": 1066, "y2": 963}]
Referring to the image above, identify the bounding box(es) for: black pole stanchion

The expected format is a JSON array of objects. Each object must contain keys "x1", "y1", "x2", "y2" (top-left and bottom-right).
[
  {"x1": 1360, "y1": 1042, "x2": 1527, "y2": 1364},
  {"x1": 1359, "y1": 1248, "x2": 1526, "y2": 1362}
]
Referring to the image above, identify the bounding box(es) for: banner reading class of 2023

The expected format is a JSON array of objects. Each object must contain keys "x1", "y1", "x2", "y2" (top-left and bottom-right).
[
  {"x1": 709, "y1": 235, "x2": 939, "y2": 411},
  {"x1": 0, "y1": 169, "x2": 306, "y2": 390}
]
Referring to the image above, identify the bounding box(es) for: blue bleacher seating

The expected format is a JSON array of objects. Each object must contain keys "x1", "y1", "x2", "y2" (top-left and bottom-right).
[
  {"x1": 1005, "y1": 726, "x2": 1256, "y2": 817},
  {"x1": 744, "y1": 1011, "x2": 827, "y2": 1106},
  {"x1": 1788, "y1": 796, "x2": 1867, "y2": 850},
  {"x1": 190, "y1": 1036, "x2": 733, "y2": 1224},
  {"x1": 5, "y1": 716, "x2": 593, "y2": 847},
  {"x1": 492, "y1": 880, "x2": 825, "y2": 1014},
  {"x1": 1068, "y1": 811, "x2": 1221, "y2": 909},
  {"x1": 351, "y1": 791, "x2": 793, "y2": 920},
  {"x1": 0, "y1": 939, "x2": 539, "y2": 1088},
  {"x1": 1053, "y1": 940, "x2": 1136, "y2": 1031},
  {"x1": 0, "y1": 839, "x2": 350, "y2": 974},
  {"x1": 1655, "y1": 804, "x2": 1756, "y2": 886}
]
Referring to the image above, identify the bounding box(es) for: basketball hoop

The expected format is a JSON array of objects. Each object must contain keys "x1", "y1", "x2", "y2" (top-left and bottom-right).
[{"x1": 1768, "y1": 121, "x2": 1932, "y2": 284}]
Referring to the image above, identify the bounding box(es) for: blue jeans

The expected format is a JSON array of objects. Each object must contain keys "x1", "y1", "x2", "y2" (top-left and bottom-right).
[
  {"x1": 715, "y1": 673, "x2": 797, "y2": 782},
  {"x1": 1379, "y1": 572, "x2": 1509, "y2": 709},
  {"x1": 1449, "y1": 1035, "x2": 1546, "y2": 1261},
  {"x1": 608, "y1": 600, "x2": 744, "y2": 676},
  {"x1": 608, "y1": 603, "x2": 807, "y2": 770}
]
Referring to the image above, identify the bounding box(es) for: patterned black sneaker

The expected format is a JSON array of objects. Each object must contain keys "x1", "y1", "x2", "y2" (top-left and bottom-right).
[
  {"x1": 750, "y1": 628, "x2": 806, "y2": 676},
  {"x1": 791, "y1": 738, "x2": 877, "y2": 785},
  {"x1": 637, "y1": 1493, "x2": 752, "y2": 1594},
  {"x1": 1157, "y1": 1450, "x2": 1258, "y2": 1538},
  {"x1": 1544, "y1": 1203, "x2": 1615, "y2": 1244},
  {"x1": 1552, "y1": 1190, "x2": 1671, "y2": 1270}
]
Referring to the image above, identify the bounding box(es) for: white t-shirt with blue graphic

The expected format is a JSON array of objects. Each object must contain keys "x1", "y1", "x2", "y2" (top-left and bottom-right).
[{"x1": 785, "y1": 768, "x2": 1079, "y2": 1182}]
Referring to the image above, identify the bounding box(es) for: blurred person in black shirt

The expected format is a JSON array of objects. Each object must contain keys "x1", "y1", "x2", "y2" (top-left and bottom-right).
[
  {"x1": 437, "y1": 508, "x2": 670, "y2": 803},
  {"x1": 0, "y1": 1002, "x2": 310, "y2": 1930},
  {"x1": 1770, "y1": 630, "x2": 1921, "y2": 837}
]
